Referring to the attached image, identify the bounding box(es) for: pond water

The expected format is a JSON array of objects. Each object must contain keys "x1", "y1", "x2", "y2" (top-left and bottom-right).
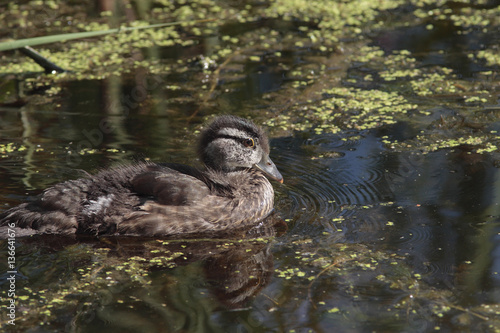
[{"x1": 1, "y1": 0, "x2": 500, "y2": 332}]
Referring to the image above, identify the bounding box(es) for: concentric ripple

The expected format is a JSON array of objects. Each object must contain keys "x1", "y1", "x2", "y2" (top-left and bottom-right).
[{"x1": 271, "y1": 133, "x2": 390, "y2": 234}]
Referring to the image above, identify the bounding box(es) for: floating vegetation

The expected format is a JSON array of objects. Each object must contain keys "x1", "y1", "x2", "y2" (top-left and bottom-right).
[
  {"x1": 0, "y1": 235, "x2": 273, "y2": 329},
  {"x1": 270, "y1": 240, "x2": 497, "y2": 327},
  {"x1": 0, "y1": 143, "x2": 27, "y2": 157},
  {"x1": 475, "y1": 48, "x2": 500, "y2": 67}
]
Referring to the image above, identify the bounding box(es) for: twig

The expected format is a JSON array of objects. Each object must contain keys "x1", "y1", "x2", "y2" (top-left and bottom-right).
[
  {"x1": 188, "y1": 48, "x2": 243, "y2": 121},
  {"x1": 20, "y1": 46, "x2": 67, "y2": 73},
  {"x1": 307, "y1": 261, "x2": 339, "y2": 308}
]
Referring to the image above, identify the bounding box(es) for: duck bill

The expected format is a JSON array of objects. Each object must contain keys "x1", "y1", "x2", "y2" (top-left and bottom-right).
[{"x1": 254, "y1": 154, "x2": 284, "y2": 183}]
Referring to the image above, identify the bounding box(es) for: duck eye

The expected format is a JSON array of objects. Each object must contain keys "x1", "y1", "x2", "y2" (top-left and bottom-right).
[{"x1": 243, "y1": 138, "x2": 255, "y2": 148}]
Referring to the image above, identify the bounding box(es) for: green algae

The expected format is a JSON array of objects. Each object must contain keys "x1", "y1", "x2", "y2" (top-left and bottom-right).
[
  {"x1": 0, "y1": 235, "x2": 272, "y2": 328},
  {"x1": 475, "y1": 49, "x2": 500, "y2": 67},
  {"x1": 267, "y1": 79, "x2": 418, "y2": 135},
  {"x1": 271, "y1": 240, "x2": 489, "y2": 325},
  {"x1": 268, "y1": 0, "x2": 404, "y2": 39},
  {"x1": 413, "y1": 1, "x2": 500, "y2": 33},
  {"x1": 2, "y1": 0, "x2": 497, "y2": 155},
  {"x1": 385, "y1": 133, "x2": 500, "y2": 155},
  {"x1": 267, "y1": 36, "x2": 497, "y2": 153},
  {"x1": 0, "y1": 143, "x2": 27, "y2": 157}
]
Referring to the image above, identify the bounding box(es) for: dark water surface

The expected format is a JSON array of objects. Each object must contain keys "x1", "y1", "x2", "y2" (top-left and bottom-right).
[{"x1": 1, "y1": 1, "x2": 500, "y2": 332}]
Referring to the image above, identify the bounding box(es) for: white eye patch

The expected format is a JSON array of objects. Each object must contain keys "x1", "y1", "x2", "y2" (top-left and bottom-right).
[{"x1": 216, "y1": 127, "x2": 250, "y2": 139}]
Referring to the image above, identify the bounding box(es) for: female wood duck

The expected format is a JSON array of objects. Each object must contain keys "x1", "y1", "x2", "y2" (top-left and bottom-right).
[{"x1": 0, "y1": 115, "x2": 283, "y2": 237}]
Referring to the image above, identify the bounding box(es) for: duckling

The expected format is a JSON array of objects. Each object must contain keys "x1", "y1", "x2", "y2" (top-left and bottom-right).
[{"x1": 0, "y1": 115, "x2": 283, "y2": 237}]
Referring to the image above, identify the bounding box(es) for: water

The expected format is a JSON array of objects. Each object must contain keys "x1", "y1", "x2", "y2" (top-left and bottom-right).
[{"x1": 1, "y1": 1, "x2": 500, "y2": 331}]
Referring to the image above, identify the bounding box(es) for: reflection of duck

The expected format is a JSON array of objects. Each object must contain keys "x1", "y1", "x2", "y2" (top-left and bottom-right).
[
  {"x1": 0, "y1": 115, "x2": 283, "y2": 237},
  {"x1": 4, "y1": 214, "x2": 284, "y2": 331}
]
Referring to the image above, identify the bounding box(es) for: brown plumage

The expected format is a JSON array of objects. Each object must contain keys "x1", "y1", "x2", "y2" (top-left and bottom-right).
[{"x1": 0, "y1": 115, "x2": 283, "y2": 237}]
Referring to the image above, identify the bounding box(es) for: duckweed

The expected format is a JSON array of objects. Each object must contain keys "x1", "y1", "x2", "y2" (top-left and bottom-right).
[{"x1": 0, "y1": 143, "x2": 27, "y2": 157}]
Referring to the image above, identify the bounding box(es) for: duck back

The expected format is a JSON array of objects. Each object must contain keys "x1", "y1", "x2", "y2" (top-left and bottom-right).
[
  {"x1": 0, "y1": 162, "x2": 275, "y2": 237},
  {"x1": 1, "y1": 163, "x2": 153, "y2": 235}
]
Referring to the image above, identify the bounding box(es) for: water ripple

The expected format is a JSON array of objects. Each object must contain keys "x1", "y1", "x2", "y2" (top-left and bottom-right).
[
  {"x1": 395, "y1": 225, "x2": 434, "y2": 248},
  {"x1": 272, "y1": 133, "x2": 389, "y2": 233}
]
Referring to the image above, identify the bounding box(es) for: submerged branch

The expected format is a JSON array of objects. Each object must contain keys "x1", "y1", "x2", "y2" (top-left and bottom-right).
[{"x1": 19, "y1": 46, "x2": 67, "y2": 73}]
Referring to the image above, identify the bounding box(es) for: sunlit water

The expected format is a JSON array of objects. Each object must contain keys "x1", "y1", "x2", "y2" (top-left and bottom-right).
[{"x1": 1, "y1": 7, "x2": 500, "y2": 333}]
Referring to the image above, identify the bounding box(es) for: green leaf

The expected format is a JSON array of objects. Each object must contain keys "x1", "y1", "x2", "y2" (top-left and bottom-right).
[{"x1": 0, "y1": 20, "x2": 213, "y2": 52}]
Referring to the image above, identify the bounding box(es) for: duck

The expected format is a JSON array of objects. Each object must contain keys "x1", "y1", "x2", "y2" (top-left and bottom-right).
[{"x1": 0, "y1": 115, "x2": 283, "y2": 237}]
